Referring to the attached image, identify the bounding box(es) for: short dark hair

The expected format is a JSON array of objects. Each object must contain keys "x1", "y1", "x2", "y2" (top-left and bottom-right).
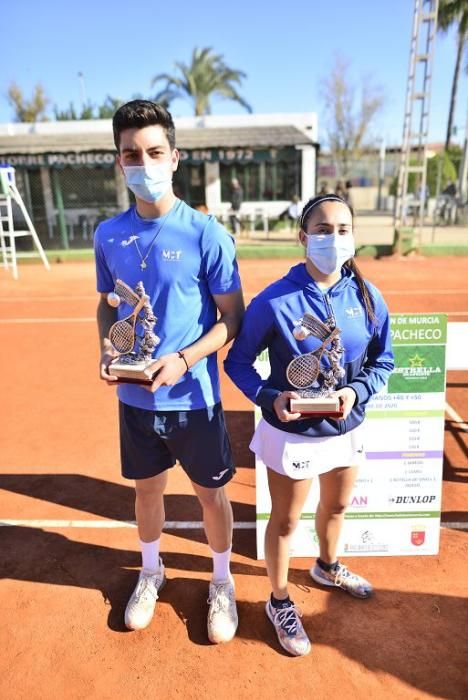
[{"x1": 112, "y1": 100, "x2": 176, "y2": 151}]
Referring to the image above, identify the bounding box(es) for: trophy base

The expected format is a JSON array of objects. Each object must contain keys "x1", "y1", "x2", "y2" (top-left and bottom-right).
[
  {"x1": 290, "y1": 396, "x2": 343, "y2": 418},
  {"x1": 109, "y1": 357, "x2": 160, "y2": 385}
]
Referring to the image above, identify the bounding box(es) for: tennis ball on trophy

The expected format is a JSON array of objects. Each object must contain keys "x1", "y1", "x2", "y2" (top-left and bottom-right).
[
  {"x1": 107, "y1": 292, "x2": 121, "y2": 308},
  {"x1": 293, "y1": 324, "x2": 309, "y2": 340}
]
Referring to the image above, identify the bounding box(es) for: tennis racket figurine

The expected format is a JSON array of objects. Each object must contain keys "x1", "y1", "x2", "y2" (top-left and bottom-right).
[
  {"x1": 107, "y1": 279, "x2": 161, "y2": 384},
  {"x1": 287, "y1": 312, "x2": 345, "y2": 417}
]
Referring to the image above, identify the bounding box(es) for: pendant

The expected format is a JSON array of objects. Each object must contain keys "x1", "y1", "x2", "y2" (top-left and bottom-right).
[{"x1": 140, "y1": 260, "x2": 147, "y2": 270}]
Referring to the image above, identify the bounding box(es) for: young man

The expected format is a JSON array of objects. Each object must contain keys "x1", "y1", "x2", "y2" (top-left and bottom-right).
[{"x1": 94, "y1": 100, "x2": 244, "y2": 643}]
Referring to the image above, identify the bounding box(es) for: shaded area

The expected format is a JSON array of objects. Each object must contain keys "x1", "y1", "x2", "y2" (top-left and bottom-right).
[
  {"x1": 0, "y1": 526, "x2": 263, "y2": 632},
  {"x1": 225, "y1": 410, "x2": 255, "y2": 468},
  {"x1": 0, "y1": 474, "x2": 255, "y2": 524},
  {"x1": 441, "y1": 512, "x2": 468, "y2": 526},
  {"x1": 1, "y1": 525, "x2": 467, "y2": 698}
]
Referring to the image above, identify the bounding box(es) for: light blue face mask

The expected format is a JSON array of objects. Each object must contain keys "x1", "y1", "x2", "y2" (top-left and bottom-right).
[
  {"x1": 306, "y1": 232, "x2": 355, "y2": 274},
  {"x1": 122, "y1": 162, "x2": 173, "y2": 203}
]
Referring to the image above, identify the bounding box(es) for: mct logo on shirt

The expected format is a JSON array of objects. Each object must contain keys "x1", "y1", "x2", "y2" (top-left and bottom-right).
[
  {"x1": 162, "y1": 249, "x2": 183, "y2": 261},
  {"x1": 345, "y1": 306, "x2": 363, "y2": 318}
]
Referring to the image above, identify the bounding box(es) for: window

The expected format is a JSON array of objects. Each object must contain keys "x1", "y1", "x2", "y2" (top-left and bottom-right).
[{"x1": 220, "y1": 149, "x2": 301, "y2": 202}]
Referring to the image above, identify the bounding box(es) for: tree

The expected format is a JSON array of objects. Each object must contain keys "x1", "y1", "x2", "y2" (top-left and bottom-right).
[
  {"x1": 151, "y1": 47, "x2": 252, "y2": 116},
  {"x1": 97, "y1": 96, "x2": 124, "y2": 119},
  {"x1": 54, "y1": 101, "x2": 95, "y2": 120},
  {"x1": 438, "y1": 0, "x2": 468, "y2": 150},
  {"x1": 426, "y1": 151, "x2": 458, "y2": 195},
  {"x1": 320, "y1": 56, "x2": 385, "y2": 178},
  {"x1": 7, "y1": 82, "x2": 49, "y2": 122},
  {"x1": 389, "y1": 150, "x2": 458, "y2": 196},
  {"x1": 54, "y1": 96, "x2": 124, "y2": 120}
]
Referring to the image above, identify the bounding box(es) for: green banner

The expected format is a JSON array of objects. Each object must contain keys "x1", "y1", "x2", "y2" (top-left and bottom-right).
[
  {"x1": 390, "y1": 314, "x2": 447, "y2": 346},
  {"x1": 388, "y1": 345, "x2": 446, "y2": 393},
  {"x1": 257, "y1": 511, "x2": 440, "y2": 520}
]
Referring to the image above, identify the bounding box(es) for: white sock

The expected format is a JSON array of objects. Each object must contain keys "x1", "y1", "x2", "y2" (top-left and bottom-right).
[
  {"x1": 140, "y1": 538, "x2": 161, "y2": 572},
  {"x1": 210, "y1": 545, "x2": 232, "y2": 583}
]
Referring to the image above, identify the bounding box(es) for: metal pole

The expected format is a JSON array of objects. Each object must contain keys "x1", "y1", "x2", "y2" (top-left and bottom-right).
[
  {"x1": 78, "y1": 71, "x2": 87, "y2": 108},
  {"x1": 458, "y1": 103, "x2": 468, "y2": 203},
  {"x1": 431, "y1": 151, "x2": 444, "y2": 242},
  {"x1": 377, "y1": 139, "x2": 386, "y2": 210},
  {"x1": 51, "y1": 170, "x2": 69, "y2": 249}
]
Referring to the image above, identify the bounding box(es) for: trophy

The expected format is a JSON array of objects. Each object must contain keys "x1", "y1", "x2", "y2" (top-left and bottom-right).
[
  {"x1": 287, "y1": 313, "x2": 345, "y2": 417},
  {"x1": 106, "y1": 279, "x2": 160, "y2": 384}
]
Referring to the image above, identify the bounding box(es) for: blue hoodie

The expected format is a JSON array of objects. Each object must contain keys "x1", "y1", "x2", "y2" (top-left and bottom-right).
[{"x1": 224, "y1": 262, "x2": 394, "y2": 437}]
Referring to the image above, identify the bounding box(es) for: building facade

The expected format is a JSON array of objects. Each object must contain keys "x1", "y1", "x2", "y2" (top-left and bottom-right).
[{"x1": 0, "y1": 112, "x2": 318, "y2": 247}]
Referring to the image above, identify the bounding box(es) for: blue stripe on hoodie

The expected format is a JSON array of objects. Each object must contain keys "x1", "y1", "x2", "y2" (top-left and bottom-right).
[{"x1": 224, "y1": 262, "x2": 394, "y2": 437}]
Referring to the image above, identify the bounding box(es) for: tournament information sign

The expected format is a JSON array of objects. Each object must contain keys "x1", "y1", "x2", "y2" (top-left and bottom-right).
[{"x1": 255, "y1": 313, "x2": 447, "y2": 558}]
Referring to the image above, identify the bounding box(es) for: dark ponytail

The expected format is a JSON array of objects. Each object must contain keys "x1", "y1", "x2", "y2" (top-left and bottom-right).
[{"x1": 300, "y1": 194, "x2": 378, "y2": 326}]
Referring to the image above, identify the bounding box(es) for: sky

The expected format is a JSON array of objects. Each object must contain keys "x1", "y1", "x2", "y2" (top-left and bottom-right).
[{"x1": 2, "y1": 0, "x2": 467, "y2": 148}]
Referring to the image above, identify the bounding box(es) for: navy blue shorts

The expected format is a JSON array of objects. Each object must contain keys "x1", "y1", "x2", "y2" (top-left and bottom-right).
[{"x1": 119, "y1": 401, "x2": 235, "y2": 488}]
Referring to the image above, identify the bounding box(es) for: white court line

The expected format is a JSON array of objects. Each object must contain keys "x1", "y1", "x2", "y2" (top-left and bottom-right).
[
  {"x1": 0, "y1": 289, "x2": 466, "y2": 304},
  {"x1": 383, "y1": 290, "x2": 468, "y2": 296},
  {"x1": 0, "y1": 519, "x2": 255, "y2": 529},
  {"x1": 442, "y1": 523, "x2": 468, "y2": 530},
  {"x1": 0, "y1": 317, "x2": 95, "y2": 324},
  {"x1": 3, "y1": 313, "x2": 468, "y2": 322},
  {"x1": 5, "y1": 312, "x2": 468, "y2": 323},
  {"x1": 0, "y1": 295, "x2": 96, "y2": 302},
  {"x1": 445, "y1": 402, "x2": 468, "y2": 432},
  {"x1": 0, "y1": 518, "x2": 466, "y2": 531}
]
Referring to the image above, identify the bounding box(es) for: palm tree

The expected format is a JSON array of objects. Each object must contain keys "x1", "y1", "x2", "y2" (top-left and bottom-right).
[
  {"x1": 151, "y1": 47, "x2": 252, "y2": 116},
  {"x1": 438, "y1": 0, "x2": 468, "y2": 149}
]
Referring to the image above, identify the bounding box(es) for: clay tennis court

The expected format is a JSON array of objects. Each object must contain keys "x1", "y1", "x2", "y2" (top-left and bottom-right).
[{"x1": 0, "y1": 255, "x2": 467, "y2": 700}]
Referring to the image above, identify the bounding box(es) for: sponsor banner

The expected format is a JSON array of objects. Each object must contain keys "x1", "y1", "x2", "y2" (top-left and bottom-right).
[
  {"x1": 255, "y1": 513, "x2": 441, "y2": 558},
  {"x1": 0, "y1": 152, "x2": 116, "y2": 168},
  {"x1": 255, "y1": 313, "x2": 447, "y2": 558},
  {"x1": 389, "y1": 346, "x2": 446, "y2": 394}
]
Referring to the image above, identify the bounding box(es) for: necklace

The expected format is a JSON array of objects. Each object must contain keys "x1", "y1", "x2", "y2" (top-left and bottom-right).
[{"x1": 133, "y1": 199, "x2": 179, "y2": 270}]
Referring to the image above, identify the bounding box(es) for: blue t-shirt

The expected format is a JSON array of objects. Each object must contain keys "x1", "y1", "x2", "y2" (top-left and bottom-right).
[{"x1": 94, "y1": 199, "x2": 241, "y2": 411}]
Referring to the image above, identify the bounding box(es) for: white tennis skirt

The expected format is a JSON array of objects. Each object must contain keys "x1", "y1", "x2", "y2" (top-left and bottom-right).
[{"x1": 250, "y1": 418, "x2": 366, "y2": 480}]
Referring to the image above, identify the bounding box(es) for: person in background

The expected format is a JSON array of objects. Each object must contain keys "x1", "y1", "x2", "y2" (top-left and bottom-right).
[
  {"x1": 279, "y1": 194, "x2": 302, "y2": 222},
  {"x1": 334, "y1": 181, "x2": 346, "y2": 199},
  {"x1": 345, "y1": 180, "x2": 354, "y2": 208},
  {"x1": 318, "y1": 181, "x2": 329, "y2": 196},
  {"x1": 229, "y1": 177, "x2": 243, "y2": 235}
]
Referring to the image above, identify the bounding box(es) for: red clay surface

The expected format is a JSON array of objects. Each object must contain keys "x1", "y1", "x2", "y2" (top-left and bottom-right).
[{"x1": 0, "y1": 257, "x2": 467, "y2": 700}]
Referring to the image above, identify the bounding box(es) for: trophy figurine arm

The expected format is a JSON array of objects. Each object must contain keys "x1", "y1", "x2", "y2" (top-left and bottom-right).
[{"x1": 97, "y1": 294, "x2": 119, "y2": 383}]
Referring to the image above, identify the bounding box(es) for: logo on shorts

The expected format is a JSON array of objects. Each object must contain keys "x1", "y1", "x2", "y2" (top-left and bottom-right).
[
  {"x1": 212, "y1": 468, "x2": 229, "y2": 481},
  {"x1": 291, "y1": 461, "x2": 311, "y2": 471}
]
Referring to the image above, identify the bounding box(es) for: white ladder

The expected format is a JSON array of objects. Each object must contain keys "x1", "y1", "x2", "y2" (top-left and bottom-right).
[
  {"x1": 393, "y1": 0, "x2": 439, "y2": 254},
  {"x1": 0, "y1": 166, "x2": 50, "y2": 279}
]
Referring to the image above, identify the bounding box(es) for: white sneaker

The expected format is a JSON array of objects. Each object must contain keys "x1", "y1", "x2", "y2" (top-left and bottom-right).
[
  {"x1": 124, "y1": 559, "x2": 166, "y2": 631},
  {"x1": 265, "y1": 600, "x2": 311, "y2": 657},
  {"x1": 207, "y1": 578, "x2": 238, "y2": 643}
]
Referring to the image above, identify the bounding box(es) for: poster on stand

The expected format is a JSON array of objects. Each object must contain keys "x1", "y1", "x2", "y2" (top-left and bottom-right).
[{"x1": 255, "y1": 313, "x2": 447, "y2": 558}]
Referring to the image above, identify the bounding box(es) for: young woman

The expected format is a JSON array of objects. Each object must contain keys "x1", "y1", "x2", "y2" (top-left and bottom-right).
[{"x1": 224, "y1": 194, "x2": 394, "y2": 656}]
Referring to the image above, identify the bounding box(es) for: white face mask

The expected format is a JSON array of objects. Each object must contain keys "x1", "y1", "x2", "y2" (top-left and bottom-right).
[
  {"x1": 306, "y1": 232, "x2": 355, "y2": 274},
  {"x1": 122, "y1": 161, "x2": 173, "y2": 203}
]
